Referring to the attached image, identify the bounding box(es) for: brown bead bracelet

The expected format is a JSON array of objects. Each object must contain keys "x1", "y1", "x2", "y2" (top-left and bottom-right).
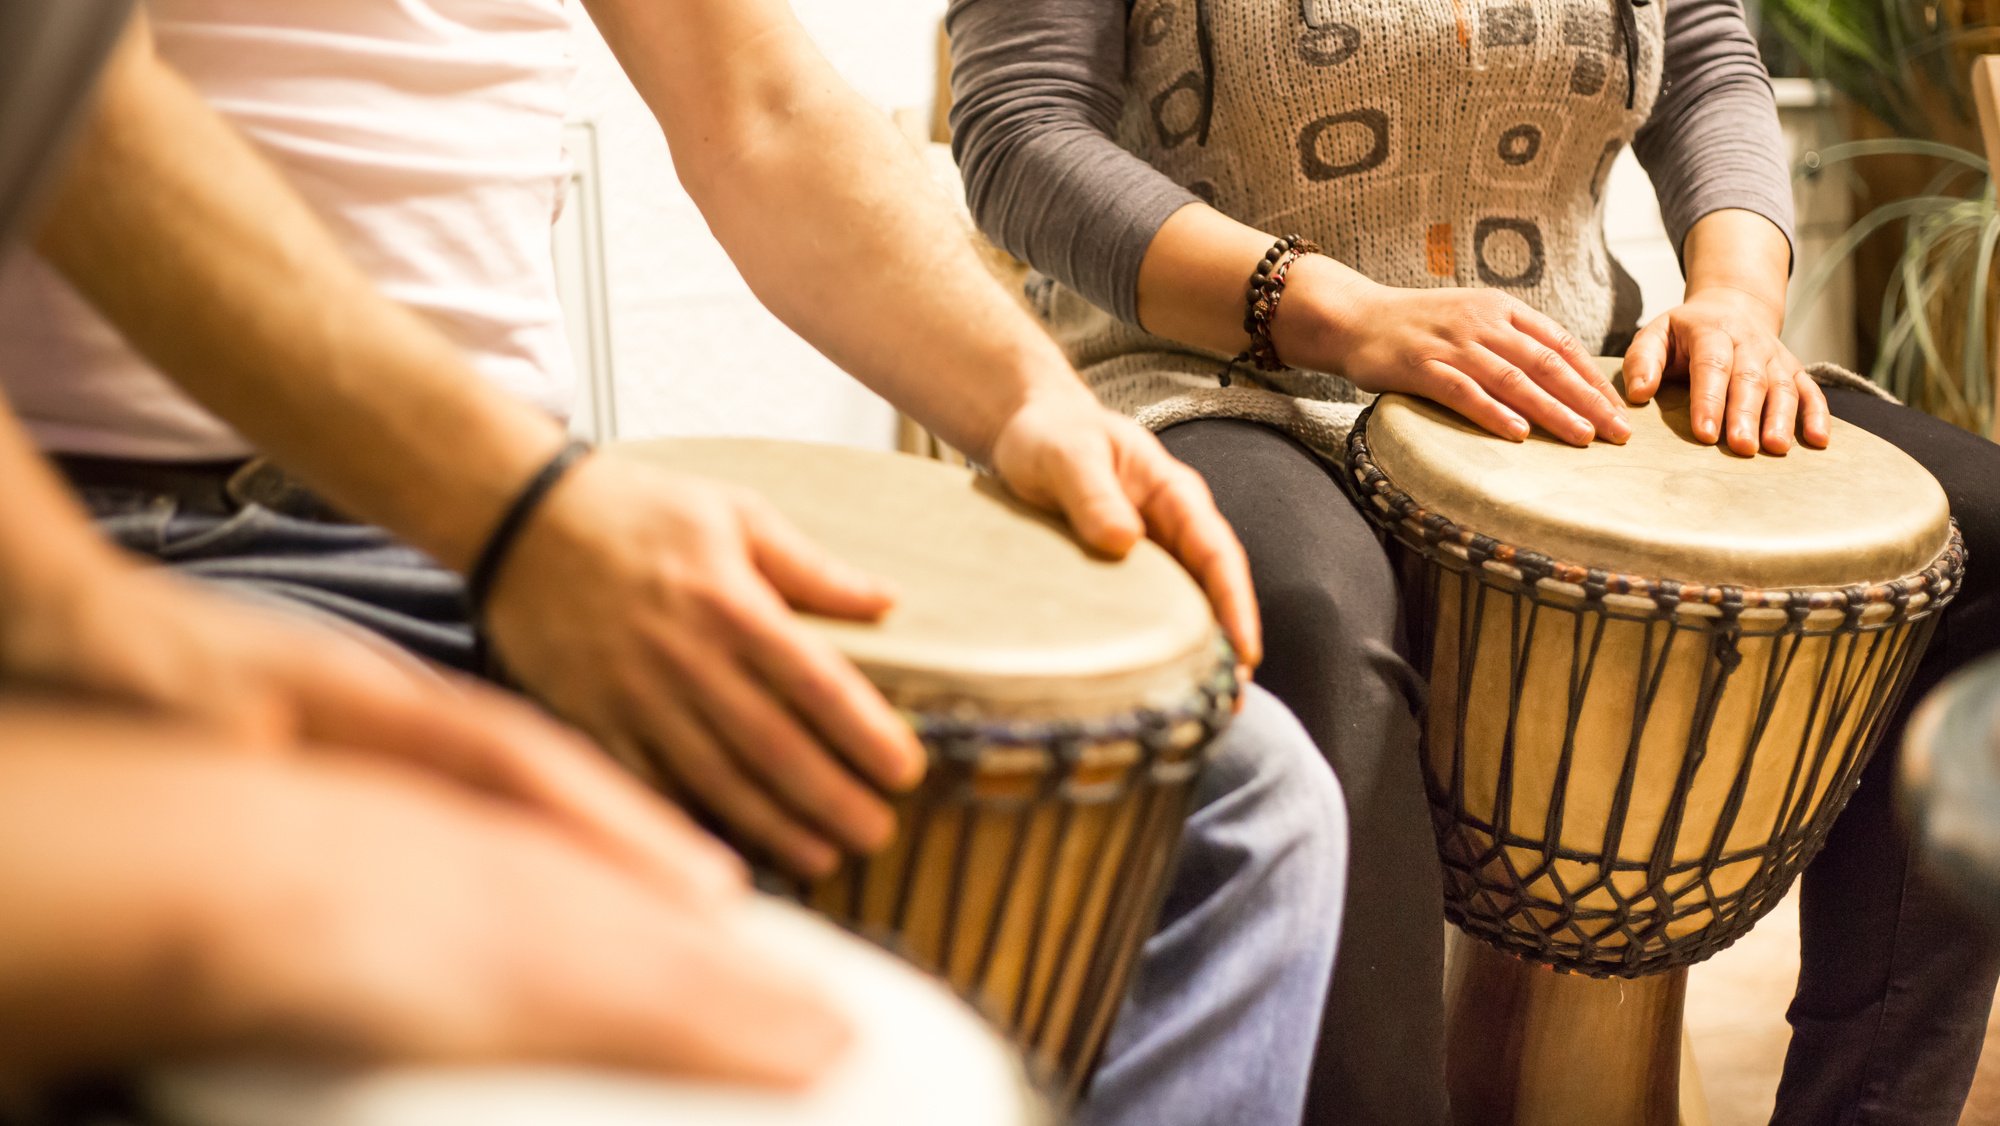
[{"x1": 1223, "y1": 233, "x2": 1321, "y2": 386}]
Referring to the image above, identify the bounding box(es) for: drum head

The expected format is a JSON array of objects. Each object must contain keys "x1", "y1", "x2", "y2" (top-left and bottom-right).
[
  {"x1": 609, "y1": 439, "x2": 1219, "y2": 717},
  {"x1": 149, "y1": 899, "x2": 1045, "y2": 1126},
  {"x1": 1363, "y1": 361, "x2": 1952, "y2": 589}
]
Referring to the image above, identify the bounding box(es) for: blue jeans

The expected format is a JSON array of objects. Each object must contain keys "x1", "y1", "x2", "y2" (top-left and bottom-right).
[{"x1": 79, "y1": 489, "x2": 1349, "y2": 1126}]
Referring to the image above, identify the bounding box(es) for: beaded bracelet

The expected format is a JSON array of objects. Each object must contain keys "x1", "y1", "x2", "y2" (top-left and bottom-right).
[{"x1": 1222, "y1": 233, "x2": 1321, "y2": 386}]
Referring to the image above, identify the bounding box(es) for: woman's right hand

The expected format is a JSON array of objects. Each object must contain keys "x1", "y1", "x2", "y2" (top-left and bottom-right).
[{"x1": 1276, "y1": 257, "x2": 1631, "y2": 447}]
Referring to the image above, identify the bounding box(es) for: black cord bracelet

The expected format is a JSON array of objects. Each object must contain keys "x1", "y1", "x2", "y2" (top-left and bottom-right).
[{"x1": 465, "y1": 437, "x2": 593, "y2": 618}]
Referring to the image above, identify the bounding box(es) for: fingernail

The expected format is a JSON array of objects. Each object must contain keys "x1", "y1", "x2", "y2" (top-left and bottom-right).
[
  {"x1": 1507, "y1": 416, "x2": 1530, "y2": 440},
  {"x1": 1605, "y1": 416, "x2": 1632, "y2": 442}
]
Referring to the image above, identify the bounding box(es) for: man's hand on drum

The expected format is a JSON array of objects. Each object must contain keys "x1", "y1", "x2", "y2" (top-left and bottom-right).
[
  {"x1": 987, "y1": 388, "x2": 1263, "y2": 683},
  {"x1": 482, "y1": 456, "x2": 927, "y2": 879},
  {"x1": 1275, "y1": 254, "x2": 1632, "y2": 447},
  {"x1": 1623, "y1": 209, "x2": 1830, "y2": 457},
  {"x1": 0, "y1": 710, "x2": 848, "y2": 1087},
  {"x1": 0, "y1": 481, "x2": 741, "y2": 909}
]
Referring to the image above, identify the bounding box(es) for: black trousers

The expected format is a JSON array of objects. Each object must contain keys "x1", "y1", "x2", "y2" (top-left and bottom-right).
[{"x1": 1160, "y1": 387, "x2": 2000, "y2": 1126}]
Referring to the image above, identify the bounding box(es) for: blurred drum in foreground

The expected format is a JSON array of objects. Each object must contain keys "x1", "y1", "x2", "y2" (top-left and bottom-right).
[{"x1": 148, "y1": 897, "x2": 1050, "y2": 1126}]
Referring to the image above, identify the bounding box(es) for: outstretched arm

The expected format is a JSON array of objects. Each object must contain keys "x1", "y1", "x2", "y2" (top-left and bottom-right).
[{"x1": 581, "y1": 0, "x2": 1262, "y2": 661}]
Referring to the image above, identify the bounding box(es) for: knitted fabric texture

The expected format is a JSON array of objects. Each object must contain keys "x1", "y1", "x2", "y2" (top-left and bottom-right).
[{"x1": 1039, "y1": 0, "x2": 1674, "y2": 456}]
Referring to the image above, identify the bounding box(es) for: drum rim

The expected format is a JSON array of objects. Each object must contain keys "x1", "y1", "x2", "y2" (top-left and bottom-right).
[
  {"x1": 1345, "y1": 402, "x2": 1967, "y2": 618},
  {"x1": 901, "y1": 636, "x2": 1238, "y2": 762}
]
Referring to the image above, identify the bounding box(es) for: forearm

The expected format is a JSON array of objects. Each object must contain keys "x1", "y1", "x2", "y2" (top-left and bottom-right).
[
  {"x1": 31, "y1": 19, "x2": 563, "y2": 572},
  {"x1": 1631, "y1": 0, "x2": 1795, "y2": 258},
  {"x1": 1134, "y1": 203, "x2": 1374, "y2": 365},
  {"x1": 1681, "y1": 209, "x2": 1790, "y2": 328},
  {"x1": 946, "y1": 0, "x2": 1196, "y2": 324},
  {"x1": 584, "y1": 0, "x2": 1091, "y2": 463}
]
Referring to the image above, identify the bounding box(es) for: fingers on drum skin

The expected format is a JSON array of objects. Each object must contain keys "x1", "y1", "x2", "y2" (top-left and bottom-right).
[
  {"x1": 1685, "y1": 331, "x2": 1736, "y2": 445},
  {"x1": 1421, "y1": 361, "x2": 1529, "y2": 440},
  {"x1": 1797, "y1": 371, "x2": 1832, "y2": 448},
  {"x1": 723, "y1": 601, "x2": 924, "y2": 795},
  {"x1": 1134, "y1": 461, "x2": 1262, "y2": 667},
  {"x1": 616, "y1": 679, "x2": 841, "y2": 879},
  {"x1": 1724, "y1": 355, "x2": 1771, "y2": 457},
  {"x1": 738, "y1": 497, "x2": 896, "y2": 620},
  {"x1": 1760, "y1": 368, "x2": 1800, "y2": 456},
  {"x1": 655, "y1": 631, "x2": 897, "y2": 856},
  {"x1": 543, "y1": 903, "x2": 855, "y2": 1087},
  {"x1": 1034, "y1": 430, "x2": 1145, "y2": 556},
  {"x1": 425, "y1": 806, "x2": 850, "y2": 1085},
  {"x1": 1468, "y1": 347, "x2": 1595, "y2": 445},
  {"x1": 1623, "y1": 321, "x2": 1672, "y2": 403},
  {"x1": 296, "y1": 653, "x2": 748, "y2": 903},
  {"x1": 1506, "y1": 308, "x2": 1631, "y2": 441}
]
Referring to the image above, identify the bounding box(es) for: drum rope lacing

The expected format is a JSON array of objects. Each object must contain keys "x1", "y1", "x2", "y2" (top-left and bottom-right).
[
  {"x1": 782, "y1": 638, "x2": 1240, "y2": 1104},
  {"x1": 1344, "y1": 402, "x2": 1966, "y2": 977}
]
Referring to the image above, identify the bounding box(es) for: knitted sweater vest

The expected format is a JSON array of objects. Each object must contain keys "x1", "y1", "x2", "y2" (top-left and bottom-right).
[{"x1": 1035, "y1": 0, "x2": 1667, "y2": 455}]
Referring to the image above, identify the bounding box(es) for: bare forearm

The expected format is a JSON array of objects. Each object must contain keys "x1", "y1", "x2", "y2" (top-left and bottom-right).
[
  {"x1": 31, "y1": 21, "x2": 563, "y2": 572},
  {"x1": 1681, "y1": 208, "x2": 1791, "y2": 329},
  {"x1": 584, "y1": 0, "x2": 1092, "y2": 462}
]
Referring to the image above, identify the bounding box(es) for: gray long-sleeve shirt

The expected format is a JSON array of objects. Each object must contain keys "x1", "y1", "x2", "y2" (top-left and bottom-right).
[{"x1": 946, "y1": 0, "x2": 1795, "y2": 326}]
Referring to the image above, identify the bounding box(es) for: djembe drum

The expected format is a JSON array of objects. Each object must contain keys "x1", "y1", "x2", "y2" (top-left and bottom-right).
[
  {"x1": 610, "y1": 439, "x2": 1236, "y2": 1103},
  {"x1": 1346, "y1": 363, "x2": 1963, "y2": 1125},
  {"x1": 151, "y1": 898, "x2": 1050, "y2": 1126}
]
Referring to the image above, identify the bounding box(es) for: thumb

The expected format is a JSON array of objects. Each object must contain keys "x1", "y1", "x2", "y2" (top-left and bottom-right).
[
  {"x1": 739, "y1": 498, "x2": 896, "y2": 621},
  {"x1": 1042, "y1": 441, "x2": 1145, "y2": 558},
  {"x1": 1624, "y1": 319, "x2": 1670, "y2": 403}
]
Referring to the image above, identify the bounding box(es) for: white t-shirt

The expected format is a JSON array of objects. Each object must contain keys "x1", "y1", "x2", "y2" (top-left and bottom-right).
[{"x1": 0, "y1": 0, "x2": 578, "y2": 461}]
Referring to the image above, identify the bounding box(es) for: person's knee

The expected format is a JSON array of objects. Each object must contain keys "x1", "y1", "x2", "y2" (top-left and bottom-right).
[{"x1": 1186, "y1": 685, "x2": 1349, "y2": 914}]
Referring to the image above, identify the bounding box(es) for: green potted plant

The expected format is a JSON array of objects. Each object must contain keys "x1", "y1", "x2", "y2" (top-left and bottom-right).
[{"x1": 1761, "y1": 0, "x2": 2000, "y2": 433}]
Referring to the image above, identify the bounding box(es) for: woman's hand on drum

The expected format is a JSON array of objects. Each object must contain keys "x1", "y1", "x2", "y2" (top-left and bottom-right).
[
  {"x1": 1623, "y1": 286, "x2": 1831, "y2": 457},
  {"x1": 0, "y1": 558, "x2": 743, "y2": 907},
  {"x1": 0, "y1": 718, "x2": 848, "y2": 1087},
  {"x1": 1277, "y1": 257, "x2": 1631, "y2": 447},
  {"x1": 483, "y1": 456, "x2": 927, "y2": 878},
  {"x1": 988, "y1": 390, "x2": 1263, "y2": 681}
]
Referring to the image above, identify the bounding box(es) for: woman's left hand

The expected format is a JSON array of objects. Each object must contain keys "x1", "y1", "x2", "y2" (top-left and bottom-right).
[{"x1": 1622, "y1": 286, "x2": 1831, "y2": 456}]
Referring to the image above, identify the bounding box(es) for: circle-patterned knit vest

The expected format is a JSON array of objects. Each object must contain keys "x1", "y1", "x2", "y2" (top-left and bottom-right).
[{"x1": 1035, "y1": 0, "x2": 1667, "y2": 454}]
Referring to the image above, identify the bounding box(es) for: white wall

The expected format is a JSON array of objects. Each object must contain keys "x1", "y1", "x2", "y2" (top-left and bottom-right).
[{"x1": 565, "y1": 0, "x2": 948, "y2": 450}]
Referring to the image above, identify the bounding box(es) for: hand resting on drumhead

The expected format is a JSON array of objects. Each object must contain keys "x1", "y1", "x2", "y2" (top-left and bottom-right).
[
  {"x1": 1622, "y1": 209, "x2": 1832, "y2": 457},
  {"x1": 0, "y1": 405, "x2": 741, "y2": 908},
  {"x1": 988, "y1": 387, "x2": 1263, "y2": 682},
  {"x1": 483, "y1": 455, "x2": 928, "y2": 878},
  {"x1": 1135, "y1": 204, "x2": 1633, "y2": 448},
  {"x1": 0, "y1": 709, "x2": 849, "y2": 1088}
]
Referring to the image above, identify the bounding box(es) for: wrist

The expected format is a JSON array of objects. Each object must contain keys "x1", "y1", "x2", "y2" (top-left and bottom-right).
[
  {"x1": 1271, "y1": 255, "x2": 1377, "y2": 372},
  {"x1": 950, "y1": 344, "x2": 1100, "y2": 468},
  {"x1": 1685, "y1": 281, "x2": 1786, "y2": 334}
]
